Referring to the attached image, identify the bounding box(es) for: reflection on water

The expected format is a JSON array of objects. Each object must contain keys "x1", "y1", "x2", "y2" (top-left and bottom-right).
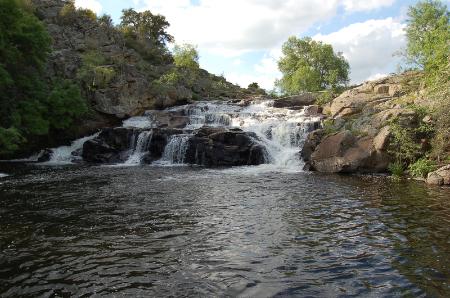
[{"x1": 0, "y1": 163, "x2": 449, "y2": 297}]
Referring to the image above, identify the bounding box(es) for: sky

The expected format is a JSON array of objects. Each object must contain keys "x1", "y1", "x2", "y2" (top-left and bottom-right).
[{"x1": 74, "y1": 0, "x2": 450, "y2": 90}]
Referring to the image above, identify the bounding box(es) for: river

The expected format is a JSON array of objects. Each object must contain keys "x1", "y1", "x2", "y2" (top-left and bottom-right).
[
  {"x1": 0, "y1": 163, "x2": 449, "y2": 297},
  {"x1": 0, "y1": 100, "x2": 449, "y2": 297}
]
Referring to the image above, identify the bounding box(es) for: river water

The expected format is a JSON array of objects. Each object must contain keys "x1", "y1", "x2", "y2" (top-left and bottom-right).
[{"x1": 0, "y1": 163, "x2": 449, "y2": 297}]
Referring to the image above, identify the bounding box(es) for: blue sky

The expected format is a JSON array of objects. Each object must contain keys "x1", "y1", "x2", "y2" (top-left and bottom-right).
[{"x1": 75, "y1": 0, "x2": 449, "y2": 90}]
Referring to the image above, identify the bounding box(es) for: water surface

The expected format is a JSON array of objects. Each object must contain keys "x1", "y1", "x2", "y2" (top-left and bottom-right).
[{"x1": 0, "y1": 163, "x2": 449, "y2": 297}]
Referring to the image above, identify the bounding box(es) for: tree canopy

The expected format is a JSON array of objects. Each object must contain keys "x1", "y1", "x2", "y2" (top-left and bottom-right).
[
  {"x1": 405, "y1": 0, "x2": 449, "y2": 79},
  {"x1": 276, "y1": 37, "x2": 349, "y2": 94},
  {"x1": 0, "y1": 0, "x2": 87, "y2": 156},
  {"x1": 173, "y1": 44, "x2": 200, "y2": 69}
]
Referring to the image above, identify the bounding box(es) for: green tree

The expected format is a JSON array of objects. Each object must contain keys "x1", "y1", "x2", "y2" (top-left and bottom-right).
[
  {"x1": 173, "y1": 44, "x2": 199, "y2": 69},
  {"x1": 405, "y1": 0, "x2": 449, "y2": 78},
  {"x1": 276, "y1": 37, "x2": 349, "y2": 94},
  {"x1": 120, "y1": 8, "x2": 173, "y2": 63},
  {"x1": 0, "y1": 0, "x2": 87, "y2": 157}
]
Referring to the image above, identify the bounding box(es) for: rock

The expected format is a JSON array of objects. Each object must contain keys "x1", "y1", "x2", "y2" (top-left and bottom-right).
[
  {"x1": 37, "y1": 149, "x2": 53, "y2": 162},
  {"x1": 185, "y1": 127, "x2": 265, "y2": 167},
  {"x1": 301, "y1": 129, "x2": 325, "y2": 163},
  {"x1": 304, "y1": 105, "x2": 320, "y2": 116},
  {"x1": 373, "y1": 126, "x2": 391, "y2": 151},
  {"x1": 82, "y1": 126, "x2": 265, "y2": 167},
  {"x1": 310, "y1": 131, "x2": 390, "y2": 173},
  {"x1": 426, "y1": 165, "x2": 450, "y2": 186},
  {"x1": 374, "y1": 84, "x2": 390, "y2": 94},
  {"x1": 273, "y1": 93, "x2": 318, "y2": 109},
  {"x1": 426, "y1": 172, "x2": 444, "y2": 186}
]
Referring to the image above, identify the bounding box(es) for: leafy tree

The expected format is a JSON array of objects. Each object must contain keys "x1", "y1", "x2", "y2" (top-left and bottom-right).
[
  {"x1": 405, "y1": 0, "x2": 449, "y2": 78},
  {"x1": 0, "y1": 0, "x2": 87, "y2": 156},
  {"x1": 276, "y1": 36, "x2": 349, "y2": 94},
  {"x1": 248, "y1": 82, "x2": 260, "y2": 89},
  {"x1": 173, "y1": 44, "x2": 199, "y2": 69},
  {"x1": 404, "y1": 1, "x2": 450, "y2": 162},
  {"x1": 120, "y1": 8, "x2": 173, "y2": 63}
]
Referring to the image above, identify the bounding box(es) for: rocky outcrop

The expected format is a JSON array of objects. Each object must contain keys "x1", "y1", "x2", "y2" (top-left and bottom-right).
[
  {"x1": 307, "y1": 131, "x2": 390, "y2": 173},
  {"x1": 82, "y1": 126, "x2": 265, "y2": 167},
  {"x1": 426, "y1": 165, "x2": 450, "y2": 186},
  {"x1": 302, "y1": 72, "x2": 436, "y2": 175},
  {"x1": 273, "y1": 93, "x2": 318, "y2": 109},
  {"x1": 30, "y1": 0, "x2": 254, "y2": 124},
  {"x1": 185, "y1": 127, "x2": 265, "y2": 167}
]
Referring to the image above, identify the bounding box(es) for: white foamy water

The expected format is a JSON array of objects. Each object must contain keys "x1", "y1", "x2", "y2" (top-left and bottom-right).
[
  {"x1": 124, "y1": 131, "x2": 153, "y2": 165},
  {"x1": 122, "y1": 117, "x2": 154, "y2": 129},
  {"x1": 112, "y1": 100, "x2": 321, "y2": 170},
  {"x1": 43, "y1": 132, "x2": 100, "y2": 165},
  {"x1": 0, "y1": 173, "x2": 9, "y2": 178},
  {"x1": 163, "y1": 100, "x2": 321, "y2": 170}
]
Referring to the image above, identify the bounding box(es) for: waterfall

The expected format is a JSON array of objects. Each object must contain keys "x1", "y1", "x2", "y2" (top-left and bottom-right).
[
  {"x1": 160, "y1": 135, "x2": 190, "y2": 165},
  {"x1": 121, "y1": 100, "x2": 321, "y2": 169},
  {"x1": 124, "y1": 130, "x2": 153, "y2": 165},
  {"x1": 46, "y1": 132, "x2": 100, "y2": 165}
]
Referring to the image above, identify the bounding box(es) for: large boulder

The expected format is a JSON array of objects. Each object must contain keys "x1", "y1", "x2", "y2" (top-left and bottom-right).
[
  {"x1": 309, "y1": 131, "x2": 390, "y2": 173},
  {"x1": 82, "y1": 126, "x2": 266, "y2": 167},
  {"x1": 185, "y1": 127, "x2": 266, "y2": 167},
  {"x1": 273, "y1": 93, "x2": 318, "y2": 109},
  {"x1": 426, "y1": 165, "x2": 450, "y2": 186}
]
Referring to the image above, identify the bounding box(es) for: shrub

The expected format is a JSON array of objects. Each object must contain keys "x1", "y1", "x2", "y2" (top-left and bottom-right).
[
  {"x1": 389, "y1": 161, "x2": 405, "y2": 177},
  {"x1": 316, "y1": 90, "x2": 334, "y2": 106},
  {"x1": 408, "y1": 158, "x2": 437, "y2": 178}
]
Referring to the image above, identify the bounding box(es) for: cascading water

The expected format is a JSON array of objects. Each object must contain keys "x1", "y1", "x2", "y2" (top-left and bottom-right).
[
  {"x1": 45, "y1": 132, "x2": 100, "y2": 165},
  {"x1": 166, "y1": 100, "x2": 321, "y2": 169},
  {"x1": 124, "y1": 131, "x2": 153, "y2": 165},
  {"x1": 159, "y1": 135, "x2": 191, "y2": 165},
  {"x1": 112, "y1": 100, "x2": 321, "y2": 169}
]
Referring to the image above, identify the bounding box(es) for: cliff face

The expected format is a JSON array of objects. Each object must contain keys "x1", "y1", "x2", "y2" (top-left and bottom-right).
[{"x1": 31, "y1": 0, "x2": 253, "y2": 119}]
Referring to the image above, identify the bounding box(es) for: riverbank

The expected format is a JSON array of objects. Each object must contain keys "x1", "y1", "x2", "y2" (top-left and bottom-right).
[{"x1": 295, "y1": 72, "x2": 450, "y2": 186}]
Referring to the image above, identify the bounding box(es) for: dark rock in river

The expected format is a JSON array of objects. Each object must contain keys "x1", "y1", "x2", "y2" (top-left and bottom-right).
[
  {"x1": 185, "y1": 127, "x2": 265, "y2": 167},
  {"x1": 82, "y1": 126, "x2": 265, "y2": 167}
]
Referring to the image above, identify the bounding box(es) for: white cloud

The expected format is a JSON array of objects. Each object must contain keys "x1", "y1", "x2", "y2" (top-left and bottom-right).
[
  {"x1": 314, "y1": 17, "x2": 406, "y2": 84},
  {"x1": 140, "y1": 0, "x2": 340, "y2": 53},
  {"x1": 342, "y1": 0, "x2": 396, "y2": 12},
  {"x1": 133, "y1": 0, "x2": 404, "y2": 89},
  {"x1": 75, "y1": 0, "x2": 102, "y2": 14}
]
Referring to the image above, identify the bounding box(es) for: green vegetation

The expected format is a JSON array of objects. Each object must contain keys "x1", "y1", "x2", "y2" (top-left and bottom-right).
[
  {"x1": 388, "y1": 161, "x2": 405, "y2": 177},
  {"x1": 276, "y1": 36, "x2": 349, "y2": 95},
  {"x1": 173, "y1": 44, "x2": 200, "y2": 69},
  {"x1": 77, "y1": 50, "x2": 116, "y2": 90},
  {"x1": 119, "y1": 8, "x2": 173, "y2": 64},
  {"x1": 405, "y1": 0, "x2": 449, "y2": 82},
  {"x1": 0, "y1": 0, "x2": 87, "y2": 156},
  {"x1": 408, "y1": 158, "x2": 437, "y2": 178},
  {"x1": 403, "y1": 0, "x2": 450, "y2": 166}
]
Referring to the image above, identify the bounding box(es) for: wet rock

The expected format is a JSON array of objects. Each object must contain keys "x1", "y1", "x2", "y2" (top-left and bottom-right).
[
  {"x1": 37, "y1": 149, "x2": 53, "y2": 162},
  {"x1": 301, "y1": 129, "x2": 325, "y2": 163},
  {"x1": 184, "y1": 127, "x2": 265, "y2": 167},
  {"x1": 426, "y1": 165, "x2": 450, "y2": 186}
]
